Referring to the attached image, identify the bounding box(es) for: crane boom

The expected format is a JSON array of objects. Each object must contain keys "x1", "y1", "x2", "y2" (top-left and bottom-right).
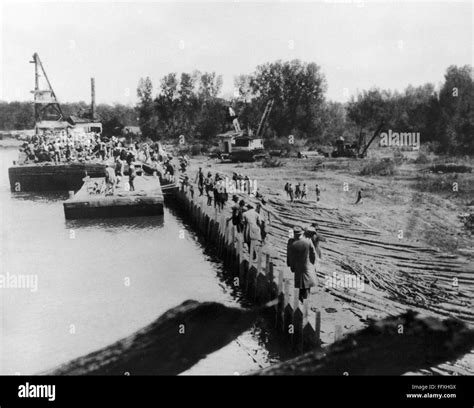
[
  {"x1": 30, "y1": 53, "x2": 64, "y2": 133},
  {"x1": 256, "y1": 99, "x2": 274, "y2": 138},
  {"x1": 359, "y1": 121, "x2": 385, "y2": 158}
]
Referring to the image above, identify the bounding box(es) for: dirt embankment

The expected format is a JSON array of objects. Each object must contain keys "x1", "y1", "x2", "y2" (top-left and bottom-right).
[{"x1": 184, "y1": 154, "x2": 474, "y2": 375}]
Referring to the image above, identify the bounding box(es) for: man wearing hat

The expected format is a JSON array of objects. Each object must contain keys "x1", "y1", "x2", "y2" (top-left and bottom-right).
[
  {"x1": 195, "y1": 167, "x2": 204, "y2": 196},
  {"x1": 243, "y1": 203, "x2": 263, "y2": 258},
  {"x1": 227, "y1": 196, "x2": 244, "y2": 233},
  {"x1": 255, "y1": 202, "x2": 268, "y2": 242},
  {"x1": 287, "y1": 225, "x2": 317, "y2": 302},
  {"x1": 204, "y1": 172, "x2": 214, "y2": 206},
  {"x1": 307, "y1": 223, "x2": 326, "y2": 259}
]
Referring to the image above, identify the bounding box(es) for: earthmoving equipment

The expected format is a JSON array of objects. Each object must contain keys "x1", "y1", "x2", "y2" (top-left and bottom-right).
[
  {"x1": 332, "y1": 137, "x2": 358, "y2": 158},
  {"x1": 255, "y1": 99, "x2": 274, "y2": 138},
  {"x1": 217, "y1": 99, "x2": 273, "y2": 162},
  {"x1": 332, "y1": 122, "x2": 385, "y2": 158},
  {"x1": 358, "y1": 122, "x2": 385, "y2": 158}
]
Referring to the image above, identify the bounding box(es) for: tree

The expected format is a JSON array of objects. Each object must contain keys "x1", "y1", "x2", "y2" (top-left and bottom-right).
[
  {"x1": 438, "y1": 65, "x2": 474, "y2": 154},
  {"x1": 347, "y1": 88, "x2": 390, "y2": 135},
  {"x1": 198, "y1": 72, "x2": 223, "y2": 100},
  {"x1": 196, "y1": 98, "x2": 226, "y2": 140},
  {"x1": 234, "y1": 74, "x2": 253, "y2": 103},
  {"x1": 177, "y1": 73, "x2": 199, "y2": 137},
  {"x1": 249, "y1": 59, "x2": 327, "y2": 138},
  {"x1": 137, "y1": 77, "x2": 156, "y2": 140},
  {"x1": 318, "y1": 101, "x2": 348, "y2": 144},
  {"x1": 0, "y1": 101, "x2": 137, "y2": 133}
]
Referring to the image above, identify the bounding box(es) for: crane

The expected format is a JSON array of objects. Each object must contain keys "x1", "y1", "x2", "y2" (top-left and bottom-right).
[
  {"x1": 255, "y1": 99, "x2": 274, "y2": 138},
  {"x1": 358, "y1": 121, "x2": 385, "y2": 158},
  {"x1": 30, "y1": 53, "x2": 65, "y2": 131}
]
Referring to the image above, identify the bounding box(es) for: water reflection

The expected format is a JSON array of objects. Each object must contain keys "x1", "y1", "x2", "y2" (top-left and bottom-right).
[
  {"x1": 166, "y1": 203, "x2": 294, "y2": 365},
  {"x1": 65, "y1": 215, "x2": 165, "y2": 231},
  {"x1": 1, "y1": 147, "x2": 284, "y2": 374},
  {"x1": 10, "y1": 191, "x2": 68, "y2": 202}
]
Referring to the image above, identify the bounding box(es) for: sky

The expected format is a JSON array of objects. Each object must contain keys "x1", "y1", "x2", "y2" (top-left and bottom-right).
[{"x1": 0, "y1": 0, "x2": 472, "y2": 106}]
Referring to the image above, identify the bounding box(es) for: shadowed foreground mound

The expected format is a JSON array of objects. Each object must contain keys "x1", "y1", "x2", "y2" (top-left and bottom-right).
[
  {"x1": 254, "y1": 311, "x2": 474, "y2": 375},
  {"x1": 46, "y1": 300, "x2": 256, "y2": 375},
  {"x1": 46, "y1": 302, "x2": 474, "y2": 376}
]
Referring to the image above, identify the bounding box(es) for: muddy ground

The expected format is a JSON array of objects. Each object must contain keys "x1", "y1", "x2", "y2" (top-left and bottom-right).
[{"x1": 183, "y1": 148, "x2": 474, "y2": 375}]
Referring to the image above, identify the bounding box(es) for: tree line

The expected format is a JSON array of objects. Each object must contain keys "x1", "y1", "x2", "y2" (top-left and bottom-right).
[
  {"x1": 0, "y1": 101, "x2": 138, "y2": 137},
  {"x1": 136, "y1": 71, "x2": 227, "y2": 142},
  {"x1": 347, "y1": 65, "x2": 474, "y2": 155},
  {"x1": 137, "y1": 61, "x2": 473, "y2": 155},
  {"x1": 136, "y1": 61, "x2": 329, "y2": 144},
  {"x1": 1, "y1": 60, "x2": 472, "y2": 155}
]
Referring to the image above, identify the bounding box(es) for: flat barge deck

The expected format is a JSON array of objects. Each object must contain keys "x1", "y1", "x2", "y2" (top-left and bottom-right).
[{"x1": 63, "y1": 175, "x2": 164, "y2": 219}]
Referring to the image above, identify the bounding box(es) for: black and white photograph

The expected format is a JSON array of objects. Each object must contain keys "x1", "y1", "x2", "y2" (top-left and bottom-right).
[{"x1": 0, "y1": 0, "x2": 473, "y2": 403}]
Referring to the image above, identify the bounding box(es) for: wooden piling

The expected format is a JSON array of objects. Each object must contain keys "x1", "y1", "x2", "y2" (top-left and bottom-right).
[
  {"x1": 315, "y1": 310, "x2": 321, "y2": 346},
  {"x1": 239, "y1": 259, "x2": 249, "y2": 293},
  {"x1": 302, "y1": 300, "x2": 317, "y2": 351},
  {"x1": 246, "y1": 263, "x2": 257, "y2": 299},
  {"x1": 276, "y1": 270, "x2": 284, "y2": 328},
  {"x1": 293, "y1": 297, "x2": 304, "y2": 352},
  {"x1": 256, "y1": 243, "x2": 263, "y2": 274},
  {"x1": 283, "y1": 281, "x2": 294, "y2": 338},
  {"x1": 169, "y1": 179, "x2": 326, "y2": 356}
]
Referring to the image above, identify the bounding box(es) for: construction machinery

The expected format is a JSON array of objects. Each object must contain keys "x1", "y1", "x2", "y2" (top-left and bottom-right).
[
  {"x1": 30, "y1": 52, "x2": 102, "y2": 136},
  {"x1": 255, "y1": 99, "x2": 274, "y2": 140},
  {"x1": 218, "y1": 99, "x2": 274, "y2": 162},
  {"x1": 332, "y1": 122, "x2": 385, "y2": 158},
  {"x1": 8, "y1": 53, "x2": 107, "y2": 192},
  {"x1": 30, "y1": 52, "x2": 66, "y2": 134}
]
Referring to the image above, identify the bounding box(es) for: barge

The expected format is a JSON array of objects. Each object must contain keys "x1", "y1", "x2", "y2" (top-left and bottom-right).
[
  {"x1": 63, "y1": 175, "x2": 164, "y2": 219},
  {"x1": 9, "y1": 162, "x2": 106, "y2": 192}
]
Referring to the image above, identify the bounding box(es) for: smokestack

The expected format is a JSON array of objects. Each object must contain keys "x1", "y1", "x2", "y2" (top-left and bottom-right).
[{"x1": 90, "y1": 77, "x2": 96, "y2": 120}]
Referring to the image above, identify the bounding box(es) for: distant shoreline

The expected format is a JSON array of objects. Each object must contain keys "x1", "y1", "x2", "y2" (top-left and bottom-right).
[{"x1": 0, "y1": 138, "x2": 23, "y2": 148}]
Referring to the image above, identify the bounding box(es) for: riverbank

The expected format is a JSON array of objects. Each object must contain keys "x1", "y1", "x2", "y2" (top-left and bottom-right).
[
  {"x1": 0, "y1": 147, "x2": 279, "y2": 375},
  {"x1": 182, "y1": 153, "x2": 474, "y2": 375},
  {"x1": 0, "y1": 138, "x2": 22, "y2": 149}
]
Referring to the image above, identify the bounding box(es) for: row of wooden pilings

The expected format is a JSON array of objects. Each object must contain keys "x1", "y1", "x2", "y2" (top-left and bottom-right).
[{"x1": 173, "y1": 186, "x2": 322, "y2": 353}]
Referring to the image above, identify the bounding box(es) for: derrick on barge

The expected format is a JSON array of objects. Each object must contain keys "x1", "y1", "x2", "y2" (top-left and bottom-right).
[{"x1": 8, "y1": 53, "x2": 106, "y2": 192}]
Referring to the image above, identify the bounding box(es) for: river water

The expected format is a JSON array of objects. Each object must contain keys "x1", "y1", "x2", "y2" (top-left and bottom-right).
[{"x1": 0, "y1": 146, "x2": 281, "y2": 375}]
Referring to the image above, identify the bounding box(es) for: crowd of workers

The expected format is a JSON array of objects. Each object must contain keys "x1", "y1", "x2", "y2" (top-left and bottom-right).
[
  {"x1": 284, "y1": 181, "x2": 363, "y2": 206},
  {"x1": 190, "y1": 168, "x2": 261, "y2": 210},
  {"x1": 28, "y1": 127, "x2": 328, "y2": 306},
  {"x1": 18, "y1": 129, "x2": 170, "y2": 166},
  {"x1": 20, "y1": 130, "x2": 113, "y2": 163},
  {"x1": 191, "y1": 168, "x2": 229, "y2": 209},
  {"x1": 178, "y1": 167, "x2": 269, "y2": 260},
  {"x1": 284, "y1": 182, "x2": 322, "y2": 203},
  {"x1": 182, "y1": 165, "x2": 328, "y2": 304}
]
